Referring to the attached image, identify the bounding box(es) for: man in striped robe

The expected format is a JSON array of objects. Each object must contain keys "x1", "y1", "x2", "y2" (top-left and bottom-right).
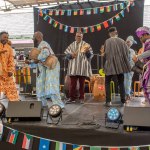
[
  {"x1": 64, "y1": 32, "x2": 93, "y2": 103},
  {"x1": 103, "y1": 27, "x2": 131, "y2": 107}
]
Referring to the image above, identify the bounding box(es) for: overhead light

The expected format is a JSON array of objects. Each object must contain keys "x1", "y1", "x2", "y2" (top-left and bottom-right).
[
  {"x1": 46, "y1": 104, "x2": 62, "y2": 125},
  {"x1": 105, "y1": 107, "x2": 123, "y2": 129}
]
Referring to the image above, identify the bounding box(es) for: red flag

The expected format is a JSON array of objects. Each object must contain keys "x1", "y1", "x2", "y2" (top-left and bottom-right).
[
  {"x1": 70, "y1": 27, "x2": 75, "y2": 33},
  {"x1": 103, "y1": 21, "x2": 109, "y2": 28}
]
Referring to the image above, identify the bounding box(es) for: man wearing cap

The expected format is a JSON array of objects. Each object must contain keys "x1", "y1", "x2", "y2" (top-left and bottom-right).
[
  {"x1": 124, "y1": 36, "x2": 137, "y2": 101},
  {"x1": 103, "y1": 27, "x2": 131, "y2": 107},
  {"x1": 133, "y1": 26, "x2": 150, "y2": 104}
]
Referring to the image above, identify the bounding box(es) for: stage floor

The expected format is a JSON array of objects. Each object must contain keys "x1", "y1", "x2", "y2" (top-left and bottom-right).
[{"x1": 1, "y1": 94, "x2": 150, "y2": 149}]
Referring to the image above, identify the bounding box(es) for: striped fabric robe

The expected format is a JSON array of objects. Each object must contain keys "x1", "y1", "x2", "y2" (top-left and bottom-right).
[
  {"x1": 104, "y1": 37, "x2": 131, "y2": 75},
  {"x1": 64, "y1": 41, "x2": 93, "y2": 77}
]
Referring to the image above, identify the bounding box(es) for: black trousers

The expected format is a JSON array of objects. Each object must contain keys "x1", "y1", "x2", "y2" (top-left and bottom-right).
[{"x1": 105, "y1": 74, "x2": 125, "y2": 103}]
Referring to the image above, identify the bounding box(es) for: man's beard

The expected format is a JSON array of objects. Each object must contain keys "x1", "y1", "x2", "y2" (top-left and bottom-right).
[{"x1": 1, "y1": 40, "x2": 7, "y2": 45}]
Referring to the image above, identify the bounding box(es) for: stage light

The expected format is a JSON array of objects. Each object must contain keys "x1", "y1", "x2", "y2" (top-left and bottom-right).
[
  {"x1": 105, "y1": 107, "x2": 122, "y2": 129},
  {"x1": 0, "y1": 103, "x2": 6, "y2": 119},
  {"x1": 46, "y1": 104, "x2": 62, "y2": 125}
]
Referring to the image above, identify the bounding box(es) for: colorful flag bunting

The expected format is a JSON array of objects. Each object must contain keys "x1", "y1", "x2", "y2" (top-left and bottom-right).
[
  {"x1": 39, "y1": 139, "x2": 50, "y2": 150},
  {"x1": 103, "y1": 21, "x2": 109, "y2": 28},
  {"x1": 43, "y1": 15, "x2": 49, "y2": 21},
  {"x1": 48, "y1": 18, "x2": 53, "y2": 24},
  {"x1": 59, "y1": 24, "x2": 63, "y2": 30},
  {"x1": 90, "y1": 26, "x2": 94, "y2": 32},
  {"x1": 60, "y1": 10, "x2": 65, "y2": 15},
  {"x1": 83, "y1": 27, "x2": 88, "y2": 33},
  {"x1": 109, "y1": 18, "x2": 114, "y2": 25},
  {"x1": 6, "y1": 130, "x2": 18, "y2": 144},
  {"x1": 86, "y1": 9, "x2": 91, "y2": 15},
  {"x1": 120, "y1": 10, "x2": 125, "y2": 17},
  {"x1": 74, "y1": 10, "x2": 78, "y2": 16},
  {"x1": 79, "y1": 9, "x2": 84, "y2": 15},
  {"x1": 55, "y1": 10, "x2": 59, "y2": 16},
  {"x1": 22, "y1": 134, "x2": 33, "y2": 150},
  {"x1": 64, "y1": 26, "x2": 68, "y2": 32},
  {"x1": 90, "y1": 146, "x2": 101, "y2": 150},
  {"x1": 39, "y1": 9, "x2": 43, "y2": 17},
  {"x1": 73, "y1": 144, "x2": 83, "y2": 150},
  {"x1": 70, "y1": 27, "x2": 75, "y2": 33},
  {"x1": 128, "y1": 147, "x2": 140, "y2": 150},
  {"x1": 120, "y1": 3, "x2": 125, "y2": 9},
  {"x1": 53, "y1": 21, "x2": 58, "y2": 28},
  {"x1": 49, "y1": 10, "x2": 53, "y2": 16},
  {"x1": 55, "y1": 142, "x2": 67, "y2": 150},
  {"x1": 106, "y1": 6, "x2": 111, "y2": 12},
  {"x1": 96, "y1": 24, "x2": 101, "y2": 31},
  {"x1": 109, "y1": 148, "x2": 120, "y2": 150},
  {"x1": 100, "y1": 7, "x2": 104, "y2": 13},
  {"x1": 113, "y1": 4, "x2": 118, "y2": 11},
  {"x1": 115, "y1": 14, "x2": 120, "y2": 21},
  {"x1": 93, "y1": 8, "x2": 98, "y2": 14},
  {"x1": 67, "y1": 10, "x2": 72, "y2": 16}
]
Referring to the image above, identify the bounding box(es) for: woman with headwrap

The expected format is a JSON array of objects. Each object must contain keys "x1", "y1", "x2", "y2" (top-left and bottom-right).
[
  {"x1": 124, "y1": 36, "x2": 137, "y2": 101},
  {"x1": 133, "y1": 26, "x2": 150, "y2": 104}
]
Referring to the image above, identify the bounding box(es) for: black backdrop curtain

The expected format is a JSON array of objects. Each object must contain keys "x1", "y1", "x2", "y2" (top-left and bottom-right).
[{"x1": 34, "y1": 0, "x2": 144, "y2": 84}]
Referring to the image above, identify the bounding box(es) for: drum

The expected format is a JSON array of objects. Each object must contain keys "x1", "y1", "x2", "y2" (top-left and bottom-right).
[
  {"x1": 80, "y1": 43, "x2": 90, "y2": 53},
  {"x1": 44, "y1": 55, "x2": 58, "y2": 70},
  {"x1": 29, "y1": 48, "x2": 40, "y2": 60}
]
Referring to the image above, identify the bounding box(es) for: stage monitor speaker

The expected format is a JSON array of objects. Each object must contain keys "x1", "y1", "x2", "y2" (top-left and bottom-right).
[
  {"x1": 123, "y1": 106, "x2": 150, "y2": 129},
  {"x1": 6, "y1": 101, "x2": 42, "y2": 121}
]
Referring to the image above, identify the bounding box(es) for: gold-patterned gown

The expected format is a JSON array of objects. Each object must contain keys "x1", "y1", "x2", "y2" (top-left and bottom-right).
[{"x1": 0, "y1": 43, "x2": 19, "y2": 101}]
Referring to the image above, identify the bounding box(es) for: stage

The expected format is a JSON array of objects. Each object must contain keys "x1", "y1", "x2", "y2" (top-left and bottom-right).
[{"x1": 0, "y1": 94, "x2": 150, "y2": 150}]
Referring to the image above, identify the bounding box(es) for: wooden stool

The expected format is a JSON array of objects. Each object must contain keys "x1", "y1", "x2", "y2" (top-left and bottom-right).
[
  {"x1": 85, "y1": 80, "x2": 91, "y2": 93},
  {"x1": 134, "y1": 81, "x2": 140, "y2": 97},
  {"x1": 110, "y1": 81, "x2": 115, "y2": 99}
]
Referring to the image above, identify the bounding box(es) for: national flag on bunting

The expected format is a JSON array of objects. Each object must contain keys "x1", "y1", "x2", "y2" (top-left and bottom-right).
[
  {"x1": 64, "y1": 26, "x2": 68, "y2": 32},
  {"x1": 48, "y1": 18, "x2": 53, "y2": 24},
  {"x1": 70, "y1": 27, "x2": 75, "y2": 33},
  {"x1": 53, "y1": 21, "x2": 58, "y2": 28},
  {"x1": 115, "y1": 14, "x2": 120, "y2": 21},
  {"x1": 93, "y1": 8, "x2": 98, "y2": 14},
  {"x1": 59, "y1": 24, "x2": 63, "y2": 30},
  {"x1": 39, "y1": 139, "x2": 50, "y2": 150},
  {"x1": 100, "y1": 7, "x2": 104, "y2": 13},
  {"x1": 120, "y1": 10, "x2": 125, "y2": 17},
  {"x1": 106, "y1": 6, "x2": 111, "y2": 12},
  {"x1": 67, "y1": 10, "x2": 72, "y2": 16},
  {"x1": 90, "y1": 26, "x2": 94, "y2": 32},
  {"x1": 109, "y1": 147, "x2": 120, "y2": 150},
  {"x1": 109, "y1": 18, "x2": 114, "y2": 25},
  {"x1": 22, "y1": 134, "x2": 33, "y2": 150},
  {"x1": 120, "y1": 3, "x2": 125, "y2": 9},
  {"x1": 39, "y1": 9, "x2": 43, "y2": 17},
  {"x1": 128, "y1": 147, "x2": 140, "y2": 150},
  {"x1": 73, "y1": 144, "x2": 83, "y2": 150},
  {"x1": 113, "y1": 4, "x2": 118, "y2": 11},
  {"x1": 103, "y1": 21, "x2": 109, "y2": 28},
  {"x1": 83, "y1": 27, "x2": 88, "y2": 33},
  {"x1": 55, "y1": 10, "x2": 60, "y2": 16},
  {"x1": 55, "y1": 141, "x2": 67, "y2": 150},
  {"x1": 42, "y1": 9, "x2": 47, "y2": 15},
  {"x1": 79, "y1": 9, "x2": 84, "y2": 15},
  {"x1": 96, "y1": 24, "x2": 101, "y2": 31},
  {"x1": 90, "y1": 146, "x2": 101, "y2": 150},
  {"x1": 43, "y1": 15, "x2": 49, "y2": 21},
  {"x1": 60, "y1": 10, "x2": 65, "y2": 15},
  {"x1": 74, "y1": 10, "x2": 78, "y2": 16},
  {"x1": 49, "y1": 10, "x2": 53, "y2": 16},
  {"x1": 6, "y1": 130, "x2": 18, "y2": 144},
  {"x1": 86, "y1": 9, "x2": 91, "y2": 15}
]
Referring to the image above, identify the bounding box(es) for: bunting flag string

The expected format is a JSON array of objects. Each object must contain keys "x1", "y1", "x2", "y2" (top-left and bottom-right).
[
  {"x1": 1, "y1": 125, "x2": 150, "y2": 150},
  {"x1": 39, "y1": 1, "x2": 129, "y2": 17},
  {"x1": 39, "y1": 3, "x2": 134, "y2": 34}
]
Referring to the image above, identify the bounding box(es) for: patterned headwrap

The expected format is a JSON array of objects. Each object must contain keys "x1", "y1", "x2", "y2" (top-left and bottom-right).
[
  {"x1": 126, "y1": 35, "x2": 137, "y2": 45},
  {"x1": 136, "y1": 26, "x2": 150, "y2": 38}
]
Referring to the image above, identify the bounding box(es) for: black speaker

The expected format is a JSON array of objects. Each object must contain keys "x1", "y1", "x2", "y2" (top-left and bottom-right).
[
  {"x1": 123, "y1": 106, "x2": 150, "y2": 130},
  {"x1": 6, "y1": 101, "x2": 42, "y2": 121}
]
